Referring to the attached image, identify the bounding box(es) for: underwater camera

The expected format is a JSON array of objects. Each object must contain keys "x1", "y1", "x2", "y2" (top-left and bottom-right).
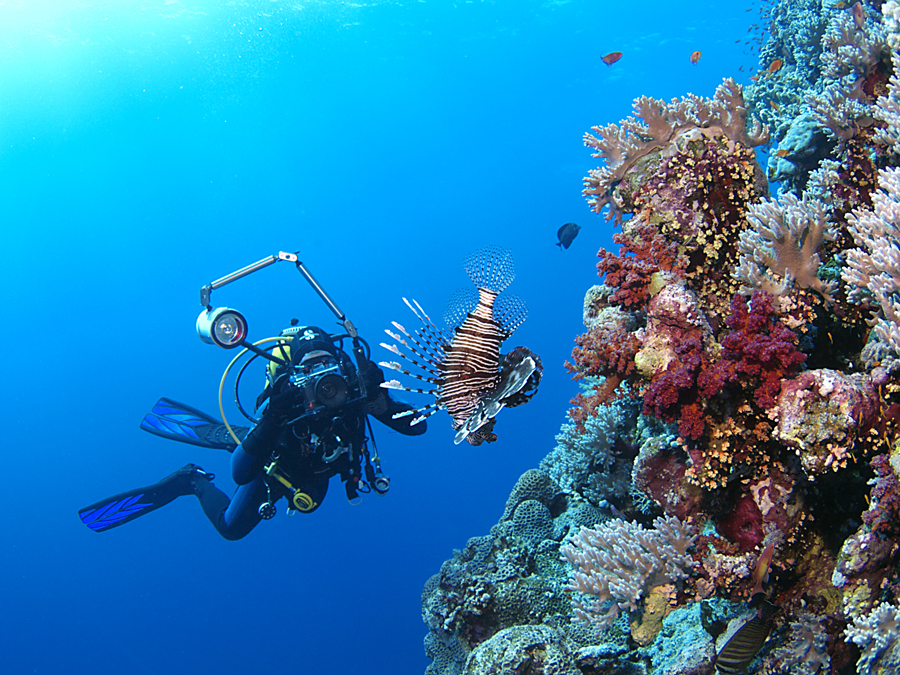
[
  {"x1": 194, "y1": 251, "x2": 372, "y2": 431},
  {"x1": 287, "y1": 350, "x2": 351, "y2": 418},
  {"x1": 189, "y1": 250, "x2": 391, "y2": 512}
]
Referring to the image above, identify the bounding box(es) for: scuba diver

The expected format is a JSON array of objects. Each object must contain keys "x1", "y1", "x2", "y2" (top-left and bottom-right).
[{"x1": 78, "y1": 252, "x2": 425, "y2": 540}]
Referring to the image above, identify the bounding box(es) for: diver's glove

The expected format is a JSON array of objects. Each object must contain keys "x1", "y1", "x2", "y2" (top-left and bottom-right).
[{"x1": 241, "y1": 387, "x2": 301, "y2": 458}]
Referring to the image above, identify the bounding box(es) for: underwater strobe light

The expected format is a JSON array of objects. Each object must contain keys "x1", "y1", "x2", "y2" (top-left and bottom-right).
[{"x1": 197, "y1": 307, "x2": 248, "y2": 349}]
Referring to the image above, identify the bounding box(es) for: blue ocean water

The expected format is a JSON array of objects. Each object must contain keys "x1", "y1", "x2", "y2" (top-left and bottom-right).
[{"x1": 1, "y1": 1, "x2": 756, "y2": 673}]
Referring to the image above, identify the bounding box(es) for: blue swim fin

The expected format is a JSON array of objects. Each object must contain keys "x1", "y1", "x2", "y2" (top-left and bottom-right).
[
  {"x1": 140, "y1": 398, "x2": 248, "y2": 451},
  {"x1": 79, "y1": 464, "x2": 214, "y2": 532}
]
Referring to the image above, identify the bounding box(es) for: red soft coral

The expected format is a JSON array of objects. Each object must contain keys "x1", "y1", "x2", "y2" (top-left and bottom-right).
[
  {"x1": 697, "y1": 291, "x2": 806, "y2": 409},
  {"x1": 597, "y1": 222, "x2": 687, "y2": 308},
  {"x1": 569, "y1": 324, "x2": 639, "y2": 380},
  {"x1": 643, "y1": 334, "x2": 706, "y2": 439}
]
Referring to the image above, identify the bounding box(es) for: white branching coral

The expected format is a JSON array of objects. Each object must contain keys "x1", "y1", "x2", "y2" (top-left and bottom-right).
[
  {"x1": 771, "y1": 612, "x2": 830, "y2": 675},
  {"x1": 583, "y1": 78, "x2": 768, "y2": 222},
  {"x1": 843, "y1": 167, "x2": 900, "y2": 356},
  {"x1": 733, "y1": 192, "x2": 836, "y2": 301},
  {"x1": 845, "y1": 601, "x2": 900, "y2": 674},
  {"x1": 560, "y1": 515, "x2": 696, "y2": 630},
  {"x1": 875, "y1": 50, "x2": 900, "y2": 148},
  {"x1": 807, "y1": 8, "x2": 885, "y2": 143}
]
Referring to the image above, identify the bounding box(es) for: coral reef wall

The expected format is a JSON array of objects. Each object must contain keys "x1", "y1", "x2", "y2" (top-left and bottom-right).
[{"x1": 421, "y1": 2, "x2": 900, "y2": 674}]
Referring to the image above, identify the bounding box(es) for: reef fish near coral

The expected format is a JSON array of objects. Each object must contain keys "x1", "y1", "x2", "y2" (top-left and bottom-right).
[
  {"x1": 379, "y1": 245, "x2": 541, "y2": 445},
  {"x1": 555, "y1": 222, "x2": 581, "y2": 249},
  {"x1": 714, "y1": 601, "x2": 777, "y2": 674},
  {"x1": 690, "y1": 50, "x2": 702, "y2": 64}
]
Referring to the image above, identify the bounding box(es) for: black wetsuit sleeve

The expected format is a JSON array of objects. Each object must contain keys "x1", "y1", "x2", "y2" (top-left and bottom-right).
[{"x1": 240, "y1": 415, "x2": 282, "y2": 458}]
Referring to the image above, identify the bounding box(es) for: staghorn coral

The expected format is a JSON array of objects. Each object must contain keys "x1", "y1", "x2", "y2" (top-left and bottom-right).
[{"x1": 560, "y1": 515, "x2": 696, "y2": 631}]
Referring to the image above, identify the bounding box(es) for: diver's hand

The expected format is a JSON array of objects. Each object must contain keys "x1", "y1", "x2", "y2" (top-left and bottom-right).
[
  {"x1": 264, "y1": 386, "x2": 303, "y2": 423},
  {"x1": 242, "y1": 387, "x2": 300, "y2": 458}
]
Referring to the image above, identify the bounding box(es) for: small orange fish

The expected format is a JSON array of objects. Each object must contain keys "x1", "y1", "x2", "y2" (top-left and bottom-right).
[
  {"x1": 775, "y1": 148, "x2": 790, "y2": 157},
  {"x1": 750, "y1": 543, "x2": 775, "y2": 599},
  {"x1": 768, "y1": 59, "x2": 783, "y2": 73},
  {"x1": 601, "y1": 51, "x2": 623, "y2": 66},
  {"x1": 750, "y1": 75, "x2": 759, "y2": 81},
  {"x1": 770, "y1": 101, "x2": 781, "y2": 112},
  {"x1": 690, "y1": 50, "x2": 702, "y2": 65},
  {"x1": 851, "y1": 1, "x2": 866, "y2": 31}
]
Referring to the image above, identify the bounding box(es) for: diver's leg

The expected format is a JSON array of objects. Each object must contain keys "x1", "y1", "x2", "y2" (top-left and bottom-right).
[
  {"x1": 79, "y1": 464, "x2": 214, "y2": 532},
  {"x1": 194, "y1": 476, "x2": 266, "y2": 541}
]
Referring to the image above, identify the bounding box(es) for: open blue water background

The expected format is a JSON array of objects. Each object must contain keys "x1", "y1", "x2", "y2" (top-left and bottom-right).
[{"x1": 2, "y1": 1, "x2": 756, "y2": 673}]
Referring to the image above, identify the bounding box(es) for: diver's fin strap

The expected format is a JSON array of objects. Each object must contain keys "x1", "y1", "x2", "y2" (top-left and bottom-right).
[{"x1": 140, "y1": 397, "x2": 248, "y2": 451}]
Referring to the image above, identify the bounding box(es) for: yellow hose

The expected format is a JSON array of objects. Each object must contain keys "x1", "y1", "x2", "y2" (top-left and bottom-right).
[{"x1": 219, "y1": 337, "x2": 292, "y2": 446}]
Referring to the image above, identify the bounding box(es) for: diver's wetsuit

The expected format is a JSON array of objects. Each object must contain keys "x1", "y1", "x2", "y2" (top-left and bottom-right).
[
  {"x1": 78, "y1": 330, "x2": 425, "y2": 538},
  {"x1": 190, "y1": 354, "x2": 423, "y2": 540}
]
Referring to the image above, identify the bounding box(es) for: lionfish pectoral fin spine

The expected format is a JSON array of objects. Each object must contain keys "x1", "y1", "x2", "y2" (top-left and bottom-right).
[
  {"x1": 381, "y1": 342, "x2": 401, "y2": 355},
  {"x1": 384, "y1": 326, "x2": 444, "y2": 370},
  {"x1": 393, "y1": 405, "x2": 440, "y2": 424},
  {"x1": 404, "y1": 297, "x2": 451, "y2": 347},
  {"x1": 379, "y1": 340, "x2": 441, "y2": 377},
  {"x1": 391, "y1": 320, "x2": 446, "y2": 367},
  {"x1": 377, "y1": 361, "x2": 440, "y2": 384},
  {"x1": 380, "y1": 380, "x2": 437, "y2": 396}
]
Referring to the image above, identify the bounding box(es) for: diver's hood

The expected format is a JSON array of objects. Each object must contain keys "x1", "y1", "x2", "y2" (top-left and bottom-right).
[{"x1": 289, "y1": 326, "x2": 338, "y2": 364}]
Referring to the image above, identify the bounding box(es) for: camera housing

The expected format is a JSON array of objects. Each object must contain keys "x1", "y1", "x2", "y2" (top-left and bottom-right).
[{"x1": 288, "y1": 350, "x2": 351, "y2": 418}]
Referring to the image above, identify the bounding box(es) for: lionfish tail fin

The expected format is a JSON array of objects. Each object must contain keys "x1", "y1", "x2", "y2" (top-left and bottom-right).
[
  {"x1": 494, "y1": 293, "x2": 528, "y2": 336},
  {"x1": 443, "y1": 287, "x2": 478, "y2": 332},
  {"x1": 464, "y1": 245, "x2": 516, "y2": 294}
]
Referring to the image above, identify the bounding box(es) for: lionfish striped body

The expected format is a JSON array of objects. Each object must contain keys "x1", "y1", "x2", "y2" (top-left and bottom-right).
[{"x1": 379, "y1": 246, "x2": 536, "y2": 445}]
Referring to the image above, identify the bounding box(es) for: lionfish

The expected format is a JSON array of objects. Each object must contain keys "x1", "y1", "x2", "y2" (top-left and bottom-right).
[{"x1": 379, "y1": 245, "x2": 542, "y2": 445}]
